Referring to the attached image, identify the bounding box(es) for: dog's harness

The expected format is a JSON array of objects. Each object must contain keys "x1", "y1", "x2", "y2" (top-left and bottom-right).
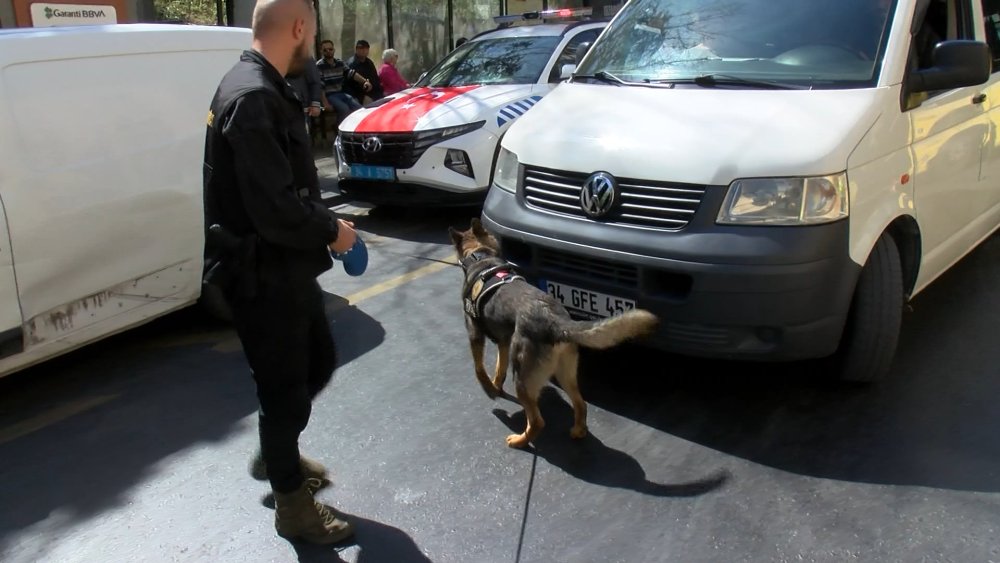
[{"x1": 461, "y1": 251, "x2": 525, "y2": 319}]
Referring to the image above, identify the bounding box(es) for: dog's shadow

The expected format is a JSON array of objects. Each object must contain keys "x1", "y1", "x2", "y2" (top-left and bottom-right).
[{"x1": 492, "y1": 389, "x2": 729, "y2": 497}]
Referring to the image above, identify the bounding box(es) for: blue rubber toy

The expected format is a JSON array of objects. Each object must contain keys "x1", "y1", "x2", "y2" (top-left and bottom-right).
[{"x1": 332, "y1": 236, "x2": 368, "y2": 276}]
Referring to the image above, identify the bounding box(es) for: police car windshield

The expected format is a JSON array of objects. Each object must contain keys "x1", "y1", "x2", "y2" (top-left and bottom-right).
[
  {"x1": 576, "y1": 0, "x2": 894, "y2": 88},
  {"x1": 416, "y1": 36, "x2": 562, "y2": 87}
]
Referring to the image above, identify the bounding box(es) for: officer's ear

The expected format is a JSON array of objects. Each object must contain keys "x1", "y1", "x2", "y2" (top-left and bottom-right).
[{"x1": 292, "y1": 17, "x2": 307, "y2": 41}]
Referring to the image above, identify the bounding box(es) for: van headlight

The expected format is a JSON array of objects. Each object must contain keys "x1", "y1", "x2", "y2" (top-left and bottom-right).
[
  {"x1": 717, "y1": 173, "x2": 849, "y2": 225},
  {"x1": 492, "y1": 147, "x2": 519, "y2": 193}
]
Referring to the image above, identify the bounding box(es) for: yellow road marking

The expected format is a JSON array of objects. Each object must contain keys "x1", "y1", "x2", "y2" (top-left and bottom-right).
[
  {"x1": 210, "y1": 255, "x2": 458, "y2": 347},
  {"x1": 343, "y1": 256, "x2": 458, "y2": 306},
  {"x1": 0, "y1": 394, "x2": 118, "y2": 445}
]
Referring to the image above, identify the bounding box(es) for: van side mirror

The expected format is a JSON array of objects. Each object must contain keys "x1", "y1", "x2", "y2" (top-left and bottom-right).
[
  {"x1": 575, "y1": 42, "x2": 592, "y2": 65},
  {"x1": 560, "y1": 64, "x2": 576, "y2": 80},
  {"x1": 909, "y1": 40, "x2": 990, "y2": 93}
]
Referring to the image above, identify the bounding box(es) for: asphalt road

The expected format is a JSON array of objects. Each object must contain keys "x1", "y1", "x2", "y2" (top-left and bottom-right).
[{"x1": 1, "y1": 192, "x2": 998, "y2": 563}]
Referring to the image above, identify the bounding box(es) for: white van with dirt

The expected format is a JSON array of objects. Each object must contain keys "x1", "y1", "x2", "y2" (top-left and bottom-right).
[
  {"x1": 0, "y1": 24, "x2": 251, "y2": 378},
  {"x1": 482, "y1": 0, "x2": 997, "y2": 381}
]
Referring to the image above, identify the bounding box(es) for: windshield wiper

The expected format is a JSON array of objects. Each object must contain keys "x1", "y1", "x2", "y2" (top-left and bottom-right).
[
  {"x1": 649, "y1": 74, "x2": 811, "y2": 90},
  {"x1": 572, "y1": 70, "x2": 629, "y2": 86}
]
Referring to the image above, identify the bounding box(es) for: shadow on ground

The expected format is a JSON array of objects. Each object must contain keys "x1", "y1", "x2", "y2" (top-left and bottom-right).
[
  {"x1": 492, "y1": 389, "x2": 730, "y2": 497},
  {"x1": 570, "y1": 235, "x2": 1000, "y2": 493},
  {"x1": 0, "y1": 293, "x2": 386, "y2": 558},
  {"x1": 339, "y1": 204, "x2": 483, "y2": 246},
  {"x1": 290, "y1": 513, "x2": 432, "y2": 563}
]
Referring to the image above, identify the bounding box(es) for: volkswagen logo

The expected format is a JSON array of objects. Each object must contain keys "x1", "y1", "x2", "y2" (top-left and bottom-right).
[
  {"x1": 361, "y1": 136, "x2": 383, "y2": 153},
  {"x1": 580, "y1": 172, "x2": 619, "y2": 218}
]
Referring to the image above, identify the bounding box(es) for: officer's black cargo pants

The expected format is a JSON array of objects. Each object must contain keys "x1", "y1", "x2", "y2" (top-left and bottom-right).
[{"x1": 231, "y1": 278, "x2": 336, "y2": 493}]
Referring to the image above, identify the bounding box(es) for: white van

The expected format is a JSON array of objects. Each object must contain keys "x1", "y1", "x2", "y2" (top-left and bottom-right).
[
  {"x1": 482, "y1": 0, "x2": 996, "y2": 381},
  {"x1": 0, "y1": 24, "x2": 251, "y2": 378}
]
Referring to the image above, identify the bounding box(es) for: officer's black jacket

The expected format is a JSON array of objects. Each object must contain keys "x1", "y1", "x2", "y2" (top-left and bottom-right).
[{"x1": 203, "y1": 50, "x2": 339, "y2": 288}]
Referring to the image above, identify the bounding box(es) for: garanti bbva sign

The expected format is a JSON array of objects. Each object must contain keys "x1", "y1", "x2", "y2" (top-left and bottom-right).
[{"x1": 30, "y1": 3, "x2": 118, "y2": 26}]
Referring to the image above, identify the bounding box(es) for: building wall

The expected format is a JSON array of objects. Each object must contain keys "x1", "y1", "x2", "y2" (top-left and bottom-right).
[
  {"x1": 1, "y1": 0, "x2": 17, "y2": 26},
  {"x1": 1, "y1": 0, "x2": 603, "y2": 83},
  {"x1": 0, "y1": 0, "x2": 156, "y2": 27}
]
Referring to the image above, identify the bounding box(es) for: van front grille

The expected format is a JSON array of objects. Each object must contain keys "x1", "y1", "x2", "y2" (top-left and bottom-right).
[
  {"x1": 537, "y1": 248, "x2": 639, "y2": 288},
  {"x1": 522, "y1": 166, "x2": 706, "y2": 230}
]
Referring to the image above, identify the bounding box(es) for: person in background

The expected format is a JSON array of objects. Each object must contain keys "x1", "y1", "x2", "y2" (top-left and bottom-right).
[
  {"x1": 377, "y1": 48, "x2": 410, "y2": 96},
  {"x1": 286, "y1": 53, "x2": 326, "y2": 134},
  {"x1": 344, "y1": 39, "x2": 383, "y2": 104},
  {"x1": 316, "y1": 39, "x2": 362, "y2": 124},
  {"x1": 202, "y1": 0, "x2": 360, "y2": 546},
  {"x1": 455, "y1": 37, "x2": 468, "y2": 49}
]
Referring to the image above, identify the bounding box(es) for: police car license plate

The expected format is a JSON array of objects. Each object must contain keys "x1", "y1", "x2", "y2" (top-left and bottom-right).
[
  {"x1": 541, "y1": 279, "x2": 636, "y2": 318},
  {"x1": 350, "y1": 164, "x2": 396, "y2": 181}
]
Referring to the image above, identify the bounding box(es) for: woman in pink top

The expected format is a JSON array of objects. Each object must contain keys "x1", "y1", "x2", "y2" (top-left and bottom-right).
[{"x1": 378, "y1": 49, "x2": 410, "y2": 96}]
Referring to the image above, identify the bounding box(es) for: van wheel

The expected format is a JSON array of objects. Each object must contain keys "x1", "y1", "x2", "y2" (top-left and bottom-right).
[
  {"x1": 831, "y1": 232, "x2": 904, "y2": 382},
  {"x1": 198, "y1": 282, "x2": 233, "y2": 324}
]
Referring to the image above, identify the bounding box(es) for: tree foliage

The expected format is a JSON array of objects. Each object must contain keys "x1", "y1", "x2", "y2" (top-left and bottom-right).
[{"x1": 153, "y1": 0, "x2": 219, "y2": 24}]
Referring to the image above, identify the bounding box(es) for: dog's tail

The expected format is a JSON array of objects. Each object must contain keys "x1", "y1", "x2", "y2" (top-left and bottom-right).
[{"x1": 558, "y1": 309, "x2": 659, "y2": 349}]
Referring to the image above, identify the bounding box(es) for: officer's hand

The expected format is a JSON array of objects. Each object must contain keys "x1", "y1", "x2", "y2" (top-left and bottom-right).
[
  {"x1": 307, "y1": 106, "x2": 321, "y2": 117},
  {"x1": 363, "y1": 80, "x2": 372, "y2": 92},
  {"x1": 329, "y1": 219, "x2": 357, "y2": 254}
]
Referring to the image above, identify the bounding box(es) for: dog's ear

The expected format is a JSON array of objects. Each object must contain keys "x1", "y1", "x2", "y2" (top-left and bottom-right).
[
  {"x1": 471, "y1": 217, "x2": 487, "y2": 237},
  {"x1": 448, "y1": 226, "x2": 465, "y2": 249},
  {"x1": 470, "y1": 218, "x2": 499, "y2": 250}
]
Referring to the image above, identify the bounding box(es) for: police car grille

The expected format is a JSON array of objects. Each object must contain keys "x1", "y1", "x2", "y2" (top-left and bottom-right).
[
  {"x1": 522, "y1": 166, "x2": 706, "y2": 230},
  {"x1": 339, "y1": 131, "x2": 443, "y2": 168}
]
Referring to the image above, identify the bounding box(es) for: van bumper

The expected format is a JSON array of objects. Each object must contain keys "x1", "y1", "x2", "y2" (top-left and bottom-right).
[{"x1": 481, "y1": 187, "x2": 861, "y2": 361}]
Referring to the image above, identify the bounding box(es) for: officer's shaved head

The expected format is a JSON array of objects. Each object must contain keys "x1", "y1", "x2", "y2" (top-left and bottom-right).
[
  {"x1": 252, "y1": 0, "x2": 312, "y2": 37},
  {"x1": 250, "y1": 0, "x2": 316, "y2": 77}
]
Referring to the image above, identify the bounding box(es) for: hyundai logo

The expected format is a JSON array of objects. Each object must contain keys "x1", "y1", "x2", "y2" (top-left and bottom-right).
[
  {"x1": 580, "y1": 172, "x2": 619, "y2": 218},
  {"x1": 361, "y1": 136, "x2": 383, "y2": 153}
]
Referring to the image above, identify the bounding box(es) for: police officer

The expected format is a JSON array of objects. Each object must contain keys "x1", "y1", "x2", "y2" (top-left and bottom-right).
[{"x1": 202, "y1": 0, "x2": 357, "y2": 545}]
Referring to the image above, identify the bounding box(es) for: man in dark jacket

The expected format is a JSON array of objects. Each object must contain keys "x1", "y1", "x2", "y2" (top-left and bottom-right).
[
  {"x1": 202, "y1": 0, "x2": 358, "y2": 545},
  {"x1": 343, "y1": 39, "x2": 383, "y2": 104}
]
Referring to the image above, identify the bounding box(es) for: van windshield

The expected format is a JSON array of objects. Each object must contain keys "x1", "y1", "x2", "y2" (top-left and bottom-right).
[
  {"x1": 576, "y1": 0, "x2": 895, "y2": 88},
  {"x1": 416, "y1": 36, "x2": 562, "y2": 87}
]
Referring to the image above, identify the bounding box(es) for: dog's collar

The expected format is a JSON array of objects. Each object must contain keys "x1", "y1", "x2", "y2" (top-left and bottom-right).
[
  {"x1": 464, "y1": 262, "x2": 524, "y2": 319},
  {"x1": 460, "y1": 250, "x2": 494, "y2": 270}
]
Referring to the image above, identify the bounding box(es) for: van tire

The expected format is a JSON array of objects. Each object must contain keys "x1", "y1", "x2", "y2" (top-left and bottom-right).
[{"x1": 831, "y1": 232, "x2": 904, "y2": 382}]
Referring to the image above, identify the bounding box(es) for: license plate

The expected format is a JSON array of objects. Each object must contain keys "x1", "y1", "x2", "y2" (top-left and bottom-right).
[
  {"x1": 349, "y1": 164, "x2": 396, "y2": 181},
  {"x1": 540, "y1": 279, "x2": 636, "y2": 319}
]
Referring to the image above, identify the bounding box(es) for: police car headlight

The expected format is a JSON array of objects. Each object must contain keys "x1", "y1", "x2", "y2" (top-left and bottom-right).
[
  {"x1": 717, "y1": 173, "x2": 849, "y2": 225},
  {"x1": 334, "y1": 135, "x2": 346, "y2": 166},
  {"x1": 492, "y1": 147, "x2": 519, "y2": 193}
]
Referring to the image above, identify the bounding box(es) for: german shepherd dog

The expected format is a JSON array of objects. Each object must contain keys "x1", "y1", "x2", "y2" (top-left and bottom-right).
[{"x1": 449, "y1": 219, "x2": 659, "y2": 448}]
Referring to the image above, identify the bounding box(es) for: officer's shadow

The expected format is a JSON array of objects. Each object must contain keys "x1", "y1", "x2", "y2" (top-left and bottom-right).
[
  {"x1": 322, "y1": 292, "x2": 386, "y2": 368},
  {"x1": 493, "y1": 388, "x2": 730, "y2": 497},
  {"x1": 289, "y1": 512, "x2": 433, "y2": 562}
]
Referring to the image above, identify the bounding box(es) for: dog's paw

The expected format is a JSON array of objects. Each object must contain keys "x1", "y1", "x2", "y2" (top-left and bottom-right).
[
  {"x1": 570, "y1": 426, "x2": 588, "y2": 439},
  {"x1": 506, "y1": 433, "x2": 530, "y2": 448}
]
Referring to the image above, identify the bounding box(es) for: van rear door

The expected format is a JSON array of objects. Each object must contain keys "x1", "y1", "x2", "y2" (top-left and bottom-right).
[{"x1": 0, "y1": 194, "x2": 23, "y2": 360}]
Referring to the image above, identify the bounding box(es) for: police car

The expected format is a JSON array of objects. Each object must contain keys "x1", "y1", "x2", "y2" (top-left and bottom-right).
[{"x1": 335, "y1": 9, "x2": 607, "y2": 206}]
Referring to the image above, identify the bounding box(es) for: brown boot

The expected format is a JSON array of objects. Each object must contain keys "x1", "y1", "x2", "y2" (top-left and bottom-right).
[
  {"x1": 273, "y1": 482, "x2": 355, "y2": 545},
  {"x1": 250, "y1": 451, "x2": 330, "y2": 483}
]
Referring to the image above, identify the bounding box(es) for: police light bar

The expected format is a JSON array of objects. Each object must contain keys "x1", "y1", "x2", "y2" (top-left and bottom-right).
[{"x1": 493, "y1": 7, "x2": 593, "y2": 25}]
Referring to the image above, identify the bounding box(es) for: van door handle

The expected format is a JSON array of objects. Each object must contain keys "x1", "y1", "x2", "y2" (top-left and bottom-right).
[{"x1": 972, "y1": 93, "x2": 987, "y2": 104}]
